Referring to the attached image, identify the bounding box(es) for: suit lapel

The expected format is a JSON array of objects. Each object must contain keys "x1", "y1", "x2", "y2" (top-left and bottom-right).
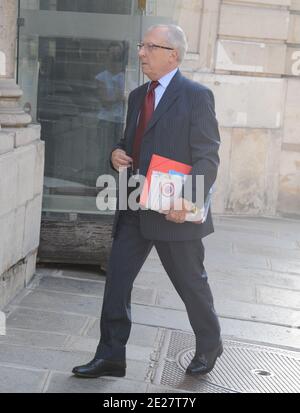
[
  {"x1": 129, "y1": 84, "x2": 147, "y2": 132},
  {"x1": 144, "y1": 70, "x2": 182, "y2": 135},
  {"x1": 127, "y1": 71, "x2": 183, "y2": 153},
  {"x1": 127, "y1": 84, "x2": 148, "y2": 153}
]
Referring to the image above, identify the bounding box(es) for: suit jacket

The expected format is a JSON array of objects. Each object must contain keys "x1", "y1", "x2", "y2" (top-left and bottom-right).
[{"x1": 111, "y1": 70, "x2": 221, "y2": 241}]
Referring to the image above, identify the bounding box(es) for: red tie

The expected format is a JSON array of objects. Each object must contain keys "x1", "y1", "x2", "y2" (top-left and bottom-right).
[{"x1": 132, "y1": 80, "x2": 159, "y2": 171}]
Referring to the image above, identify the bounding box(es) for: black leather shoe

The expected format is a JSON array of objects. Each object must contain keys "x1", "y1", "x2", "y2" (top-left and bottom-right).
[
  {"x1": 72, "y1": 358, "x2": 126, "y2": 378},
  {"x1": 186, "y1": 342, "x2": 223, "y2": 375}
]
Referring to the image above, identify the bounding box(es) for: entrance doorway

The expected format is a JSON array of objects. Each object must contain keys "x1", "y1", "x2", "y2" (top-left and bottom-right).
[{"x1": 17, "y1": 0, "x2": 173, "y2": 267}]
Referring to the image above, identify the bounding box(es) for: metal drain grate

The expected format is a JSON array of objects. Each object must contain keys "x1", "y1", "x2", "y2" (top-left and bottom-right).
[{"x1": 152, "y1": 331, "x2": 300, "y2": 393}]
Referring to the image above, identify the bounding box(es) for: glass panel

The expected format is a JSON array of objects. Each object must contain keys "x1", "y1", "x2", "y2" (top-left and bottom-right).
[
  {"x1": 18, "y1": 0, "x2": 141, "y2": 215},
  {"x1": 40, "y1": 0, "x2": 132, "y2": 15},
  {"x1": 37, "y1": 37, "x2": 129, "y2": 182},
  {"x1": 17, "y1": 0, "x2": 193, "y2": 216}
]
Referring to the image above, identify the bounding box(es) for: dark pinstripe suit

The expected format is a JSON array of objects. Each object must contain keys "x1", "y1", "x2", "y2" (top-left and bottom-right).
[{"x1": 96, "y1": 70, "x2": 221, "y2": 361}]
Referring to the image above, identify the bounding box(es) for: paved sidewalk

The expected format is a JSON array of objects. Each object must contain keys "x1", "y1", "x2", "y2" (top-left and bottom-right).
[{"x1": 0, "y1": 216, "x2": 300, "y2": 393}]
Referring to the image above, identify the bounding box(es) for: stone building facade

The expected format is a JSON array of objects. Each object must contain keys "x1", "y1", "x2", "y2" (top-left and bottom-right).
[
  {"x1": 0, "y1": 0, "x2": 299, "y2": 308},
  {"x1": 159, "y1": 0, "x2": 300, "y2": 217}
]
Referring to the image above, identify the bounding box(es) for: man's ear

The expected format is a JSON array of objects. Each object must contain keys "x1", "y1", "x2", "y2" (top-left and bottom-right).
[{"x1": 170, "y1": 49, "x2": 179, "y2": 63}]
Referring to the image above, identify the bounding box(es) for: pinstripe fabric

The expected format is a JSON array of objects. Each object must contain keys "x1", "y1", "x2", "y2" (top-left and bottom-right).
[{"x1": 111, "y1": 70, "x2": 221, "y2": 241}]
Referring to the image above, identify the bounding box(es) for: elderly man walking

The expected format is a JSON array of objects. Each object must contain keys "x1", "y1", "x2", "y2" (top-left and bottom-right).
[{"x1": 72, "y1": 24, "x2": 222, "y2": 379}]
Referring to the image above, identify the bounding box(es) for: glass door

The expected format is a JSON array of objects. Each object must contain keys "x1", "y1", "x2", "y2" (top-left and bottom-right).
[
  {"x1": 17, "y1": 0, "x2": 180, "y2": 266},
  {"x1": 18, "y1": 0, "x2": 142, "y2": 215},
  {"x1": 17, "y1": 0, "x2": 143, "y2": 266}
]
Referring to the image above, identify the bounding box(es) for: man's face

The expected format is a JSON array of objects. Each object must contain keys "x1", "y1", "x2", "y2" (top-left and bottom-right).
[{"x1": 138, "y1": 28, "x2": 178, "y2": 80}]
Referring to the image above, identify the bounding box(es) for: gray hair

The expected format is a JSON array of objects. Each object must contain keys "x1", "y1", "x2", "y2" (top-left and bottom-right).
[{"x1": 145, "y1": 24, "x2": 188, "y2": 63}]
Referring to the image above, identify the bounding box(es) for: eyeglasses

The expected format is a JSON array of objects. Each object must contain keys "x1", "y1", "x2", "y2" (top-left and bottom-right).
[{"x1": 137, "y1": 43, "x2": 174, "y2": 52}]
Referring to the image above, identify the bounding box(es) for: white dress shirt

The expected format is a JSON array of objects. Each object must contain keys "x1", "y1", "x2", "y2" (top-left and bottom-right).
[{"x1": 153, "y1": 68, "x2": 178, "y2": 109}]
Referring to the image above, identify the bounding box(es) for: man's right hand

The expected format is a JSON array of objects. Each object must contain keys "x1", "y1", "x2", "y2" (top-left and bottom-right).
[{"x1": 111, "y1": 149, "x2": 133, "y2": 171}]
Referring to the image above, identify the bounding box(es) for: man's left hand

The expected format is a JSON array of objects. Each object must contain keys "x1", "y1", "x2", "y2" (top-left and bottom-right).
[{"x1": 165, "y1": 198, "x2": 193, "y2": 224}]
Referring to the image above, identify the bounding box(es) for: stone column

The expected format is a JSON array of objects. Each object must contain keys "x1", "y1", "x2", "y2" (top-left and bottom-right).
[{"x1": 0, "y1": 0, "x2": 31, "y2": 127}]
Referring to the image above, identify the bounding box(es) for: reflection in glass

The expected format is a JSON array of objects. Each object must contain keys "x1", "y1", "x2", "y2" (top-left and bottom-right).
[
  {"x1": 95, "y1": 42, "x2": 128, "y2": 177},
  {"x1": 36, "y1": 38, "x2": 129, "y2": 208},
  {"x1": 18, "y1": 0, "x2": 183, "y2": 215}
]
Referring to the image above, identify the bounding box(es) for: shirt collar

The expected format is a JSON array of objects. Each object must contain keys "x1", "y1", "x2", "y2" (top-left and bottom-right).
[{"x1": 155, "y1": 68, "x2": 178, "y2": 89}]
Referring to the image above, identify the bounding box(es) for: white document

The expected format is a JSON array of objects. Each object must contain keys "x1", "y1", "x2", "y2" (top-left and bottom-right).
[
  {"x1": 146, "y1": 171, "x2": 185, "y2": 211},
  {"x1": 145, "y1": 171, "x2": 212, "y2": 223}
]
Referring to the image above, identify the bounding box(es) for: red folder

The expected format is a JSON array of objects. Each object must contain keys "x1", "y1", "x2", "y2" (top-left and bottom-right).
[{"x1": 140, "y1": 154, "x2": 191, "y2": 207}]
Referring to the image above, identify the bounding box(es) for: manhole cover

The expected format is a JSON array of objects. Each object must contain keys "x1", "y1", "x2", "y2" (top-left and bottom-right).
[{"x1": 152, "y1": 331, "x2": 300, "y2": 393}]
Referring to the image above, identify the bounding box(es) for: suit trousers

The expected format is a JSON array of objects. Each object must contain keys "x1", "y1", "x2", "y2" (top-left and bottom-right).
[{"x1": 95, "y1": 210, "x2": 221, "y2": 361}]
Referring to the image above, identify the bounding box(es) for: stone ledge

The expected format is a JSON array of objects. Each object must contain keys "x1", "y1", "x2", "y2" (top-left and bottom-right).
[
  {"x1": 0, "y1": 130, "x2": 14, "y2": 154},
  {"x1": 33, "y1": 140, "x2": 45, "y2": 196},
  {"x1": 0, "y1": 250, "x2": 38, "y2": 311},
  {"x1": 23, "y1": 195, "x2": 43, "y2": 258},
  {"x1": 12, "y1": 124, "x2": 41, "y2": 148},
  {"x1": 0, "y1": 259, "x2": 26, "y2": 310},
  {"x1": 0, "y1": 150, "x2": 18, "y2": 216},
  {"x1": 0, "y1": 206, "x2": 25, "y2": 276}
]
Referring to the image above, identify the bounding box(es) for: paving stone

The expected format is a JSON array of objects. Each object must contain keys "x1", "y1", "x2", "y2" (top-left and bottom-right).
[
  {"x1": 234, "y1": 243, "x2": 300, "y2": 261},
  {"x1": 215, "y1": 300, "x2": 300, "y2": 328},
  {"x1": 215, "y1": 216, "x2": 300, "y2": 234},
  {"x1": 141, "y1": 259, "x2": 169, "y2": 274},
  {"x1": 269, "y1": 259, "x2": 300, "y2": 275},
  {"x1": 156, "y1": 284, "x2": 299, "y2": 327},
  {"x1": 144, "y1": 247, "x2": 257, "y2": 275},
  {"x1": 7, "y1": 306, "x2": 88, "y2": 335},
  {"x1": 0, "y1": 343, "x2": 94, "y2": 373},
  {"x1": 210, "y1": 267, "x2": 300, "y2": 290},
  {"x1": 132, "y1": 286, "x2": 157, "y2": 306},
  {"x1": 156, "y1": 290, "x2": 185, "y2": 311},
  {"x1": 220, "y1": 318, "x2": 300, "y2": 349},
  {"x1": 206, "y1": 250, "x2": 270, "y2": 271},
  {"x1": 34, "y1": 275, "x2": 157, "y2": 306},
  {"x1": 272, "y1": 229, "x2": 300, "y2": 243},
  {"x1": 64, "y1": 335, "x2": 153, "y2": 364},
  {"x1": 211, "y1": 279, "x2": 256, "y2": 302},
  {"x1": 157, "y1": 278, "x2": 256, "y2": 312},
  {"x1": 215, "y1": 222, "x2": 277, "y2": 237},
  {"x1": 87, "y1": 320, "x2": 159, "y2": 348},
  {"x1": 12, "y1": 289, "x2": 102, "y2": 317},
  {"x1": 45, "y1": 371, "x2": 148, "y2": 393},
  {"x1": 217, "y1": 220, "x2": 300, "y2": 245},
  {"x1": 148, "y1": 248, "x2": 160, "y2": 260},
  {"x1": 146, "y1": 384, "x2": 192, "y2": 393},
  {"x1": 36, "y1": 275, "x2": 106, "y2": 296},
  {"x1": 257, "y1": 285, "x2": 300, "y2": 310},
  {"x1": 213, "y1": 225, "x2": 299, "y2": 247},
  {"x1": 132, "y1": 304, "x2": 192, "y2": 332},
  {"x1": 63, "y1": 335, "x2": 98, "y2": 353},
  {"x1": 125, "y1": 345, "x2": 153, "y2": 364},
  {"x1": 136, "y1": 270, "x2": 174, "y2": 290},
  {"x1": 36, "y1": 266, "x2": 105, "y2": 282},
  {"x1": 0, "y1": 365, "x2": 47, "y2": 393},
  {"x1": 129, "y1": 324, "x2": 159, "y2": 348},
  {"x1": 132, "y1": 304, "x2": 300, "y2": 349},
  {"x1": 0, "y1": 328, "x2": 68, "y2": 349},
  {"x1": 211, "y1": 231, "x2": 298, "y2": 250},
  {"x1": 202, "y1": 235, "x2": 234, "y2": 253},
  {"x1": 118, "y1": 359, "x2": 151, "y2": 382}
]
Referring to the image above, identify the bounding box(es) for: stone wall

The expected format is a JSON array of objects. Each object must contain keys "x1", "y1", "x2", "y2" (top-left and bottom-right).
[
  {"x1": 0, "y1": 126, "x2": 44, "y2": 309},
  {"x1": 156, "y1": 0, "x2": 300, "y2": 216},
  {"x1": 0, "y1": 0, "x2": 44, "y2": 309}
]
